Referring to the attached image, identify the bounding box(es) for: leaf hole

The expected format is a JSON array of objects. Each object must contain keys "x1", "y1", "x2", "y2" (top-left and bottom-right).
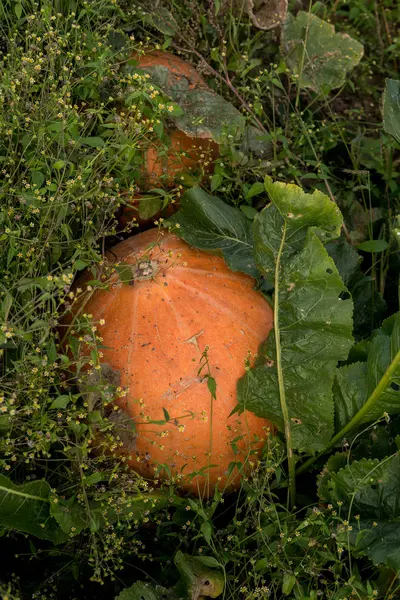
[
  {"x1": 391, "y1": 382, "x2": 400, "y2": 391},
  {"x1": 338, "y1": 291, "x2": 351, "y2": 301},
  {"x1": 326, "y1": 268, "x2": 333, "y2": 274}
]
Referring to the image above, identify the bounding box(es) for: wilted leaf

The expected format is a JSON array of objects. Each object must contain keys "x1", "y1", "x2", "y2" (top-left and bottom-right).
[
  {"x1": 282, "y1": 12, "x2": 364, "y2": 92},
  {"x1": 167, "y1": 186, "x2": 257, "y2": 277},
  {"x1": 383, "y1": 78, "x2": 400, "y2": 144},
  {"x1": 238, "y1": 178, "x2": 354, "y2": 453},
  {"x1": 234, "y1": 0, "x2": 288, "y2": 31}
]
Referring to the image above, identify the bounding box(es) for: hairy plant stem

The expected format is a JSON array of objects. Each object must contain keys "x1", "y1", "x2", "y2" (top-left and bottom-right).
[
  {"x1": 274, "y1": 222, "x2": 296, "y2": 507},
  {"x1": 297, "y1": 348, "x2": 400, "y2": 475}
]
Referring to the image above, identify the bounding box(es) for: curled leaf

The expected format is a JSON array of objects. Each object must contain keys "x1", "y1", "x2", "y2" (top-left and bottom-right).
[{"x1": 234, "y1": 0, "x2": 288, "y2": 31}]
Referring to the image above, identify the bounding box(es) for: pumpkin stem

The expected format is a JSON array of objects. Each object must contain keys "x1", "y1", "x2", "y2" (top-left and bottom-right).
[{"x1": 132, "y1": 259, "x2": 160, "y2": 281}]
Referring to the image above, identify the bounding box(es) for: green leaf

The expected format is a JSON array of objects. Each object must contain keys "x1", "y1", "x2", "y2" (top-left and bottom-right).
[
  {"x1": 200, "y1": 521, "x2": 213, "y2": 544},
  {"x1": 333, "y1": 312, "x2": 400, "y2": 431},
  {"x1": 53, "y1": 160, "x2": 66, "y2": 170},
  {"x1": 50, "y1": 395, "x2": 70, "y2": 409},
  {"x1": 207, "y1": 376, "x2": 217, "y2": 399},
  {"x1": 79, "y1": 136, "x2": 105, "y2": 148},
  {"x1": 138, "y1": 197, "x2": 163, "y2": 220},
  {"x1": 31, "y1": 171, "x2": 45, "y2": 188},
  {"x1": 14, "y1": 3, "x2": 22, "y2": 19},
  {"x1": 238, "y1": 178, "x2": 354, "y2": 455},
  {"x1": 50, "y1": 497, "x2": 91, "y2": 536},
  {"x1": 357, "y1": 239, "x2": 389, "y2": 253},
  {"x1": 0, "y1": 475, "x2": 66, "y2": 543},
  {"x1": 167, "y1": 186, "x2": 257, "y2": 277},
  {"x1": 282, "y1": 12, "x2": 364, "y2": 92},
  {"x1": 245, "y1": 181, "x2": 265, "y2": 199},
  {"x1": 282, "y1": 573, "x2": 296, "y2": 595},
  {"x1": 383, "y1": 79, "x2": 400, "y2": 144}
]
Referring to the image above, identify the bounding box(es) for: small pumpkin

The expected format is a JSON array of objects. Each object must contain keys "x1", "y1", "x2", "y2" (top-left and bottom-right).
[
  {"x1": 73, "y1": 230, "x2": 273, "y2": 496},
  {"x1": 132, "y1": 51, "x2": 219, "y2": 188}
]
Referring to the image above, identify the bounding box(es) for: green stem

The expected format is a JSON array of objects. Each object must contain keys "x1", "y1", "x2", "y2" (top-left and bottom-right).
[
  {"x1": 274, "y1": 222, "x2": 296, "y2": 507},
  {"x1": 0, "y1": 485, "x2": 49, "y2": 503},
  {"x1": 297, "y1": 348, "x2": 400, "y2": 475}
]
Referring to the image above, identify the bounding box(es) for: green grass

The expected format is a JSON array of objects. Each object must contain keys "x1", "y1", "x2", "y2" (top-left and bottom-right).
[{"x1": 0, "y1": 0, "x2": 400, "y2": 598}]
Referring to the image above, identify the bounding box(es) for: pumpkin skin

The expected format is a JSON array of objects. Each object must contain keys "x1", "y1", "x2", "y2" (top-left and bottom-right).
[
  {"x1": 144, "y1": 128, "x2": 218, "y2": 188},
  {"x1": 134, "y1": 50, "x2": 208, "y2": 92},
  {"x1": 76, "y1": 230, "x2": 273, "y2": 496}
]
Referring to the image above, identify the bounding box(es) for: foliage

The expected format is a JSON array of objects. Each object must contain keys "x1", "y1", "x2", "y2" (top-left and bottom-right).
[
  {"x1": 115, "y1": 551, "x2": 224, "y2": 600},
  {"x1": 167, "y1": 186, "x2": 257, "y2": 276},
  {"x1": 281, "y1": 11, "x2": 364, "y2": 93},
  {"x1": 318, "y1": 453, "x2": 400, "y2": 570},
  {"x1": 237, "y1": 178, "x2": 354, "y2": 503},
  {"x1": 383, "y1": 78, "x2": 400, "y2": 144},
  {"x1": 0, "y1": 0, "x2": 399, "y2": 598}
]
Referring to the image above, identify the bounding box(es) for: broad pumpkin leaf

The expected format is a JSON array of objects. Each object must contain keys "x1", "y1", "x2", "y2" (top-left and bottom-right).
[
  {"x1": 166, "y1": 186, "x2": 257, "y2": 277},
  {"x1": 383, "y1": 78, "x2": 400, "y2": 144},
  {"x1": 333, "y1": 312, "x2": 400, "y2": 432},
  {"x1": 0, "y1": 474, "x2": 67, "y2": 543},
  {"x1": 238, "y1": 178, "x2": 354, "y2": 453},
  {"x1": 281, "y1": 12, "x2": 364, "y2": 92},
  {"x1": 318, "y1": 454, "x2": 400, "y2": 570}
]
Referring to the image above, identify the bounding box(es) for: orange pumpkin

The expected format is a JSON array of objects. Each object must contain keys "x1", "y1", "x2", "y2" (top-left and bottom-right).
[
  {"x1": 134, "y1": 51, "x2": 219, "y2": 187},
  {"x1": 144, "y1": 128, "x2": 218, "y2": 188},
  {"x1": 134, "y1": 50, "x2": 208, "y2": 91},
  {"x1": 74, "y1": 230, "x2": 273, "y2": 496}
]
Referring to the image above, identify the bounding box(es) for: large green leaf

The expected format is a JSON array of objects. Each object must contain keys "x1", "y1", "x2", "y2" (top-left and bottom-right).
[
  {"x1": 281, "y1": 12, "x2": 364, "y2": 92},
  {"x1": 0, "y1": 474, "x2": 67, "y2": 543},
  {"x1": 383, "y1": 78, "x2": 400, "y2": 144},
  {"x1": 333, "y1": 313, "x2": 400, "y2": 431},
  {"x1": 238, "y1": 179, "x2": 354, "y2": 454},
  {"x1": 167, "y1": 186, "x2": 257, "y2": 277},
  {"x1": 318, "y1": 454, "x2": 400, "y2": 570}
]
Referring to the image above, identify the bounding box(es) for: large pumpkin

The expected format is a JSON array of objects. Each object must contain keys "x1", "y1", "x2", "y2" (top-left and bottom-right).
[{"x1": 74, "y1": 230, "x2": 273, "y2": 496}]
